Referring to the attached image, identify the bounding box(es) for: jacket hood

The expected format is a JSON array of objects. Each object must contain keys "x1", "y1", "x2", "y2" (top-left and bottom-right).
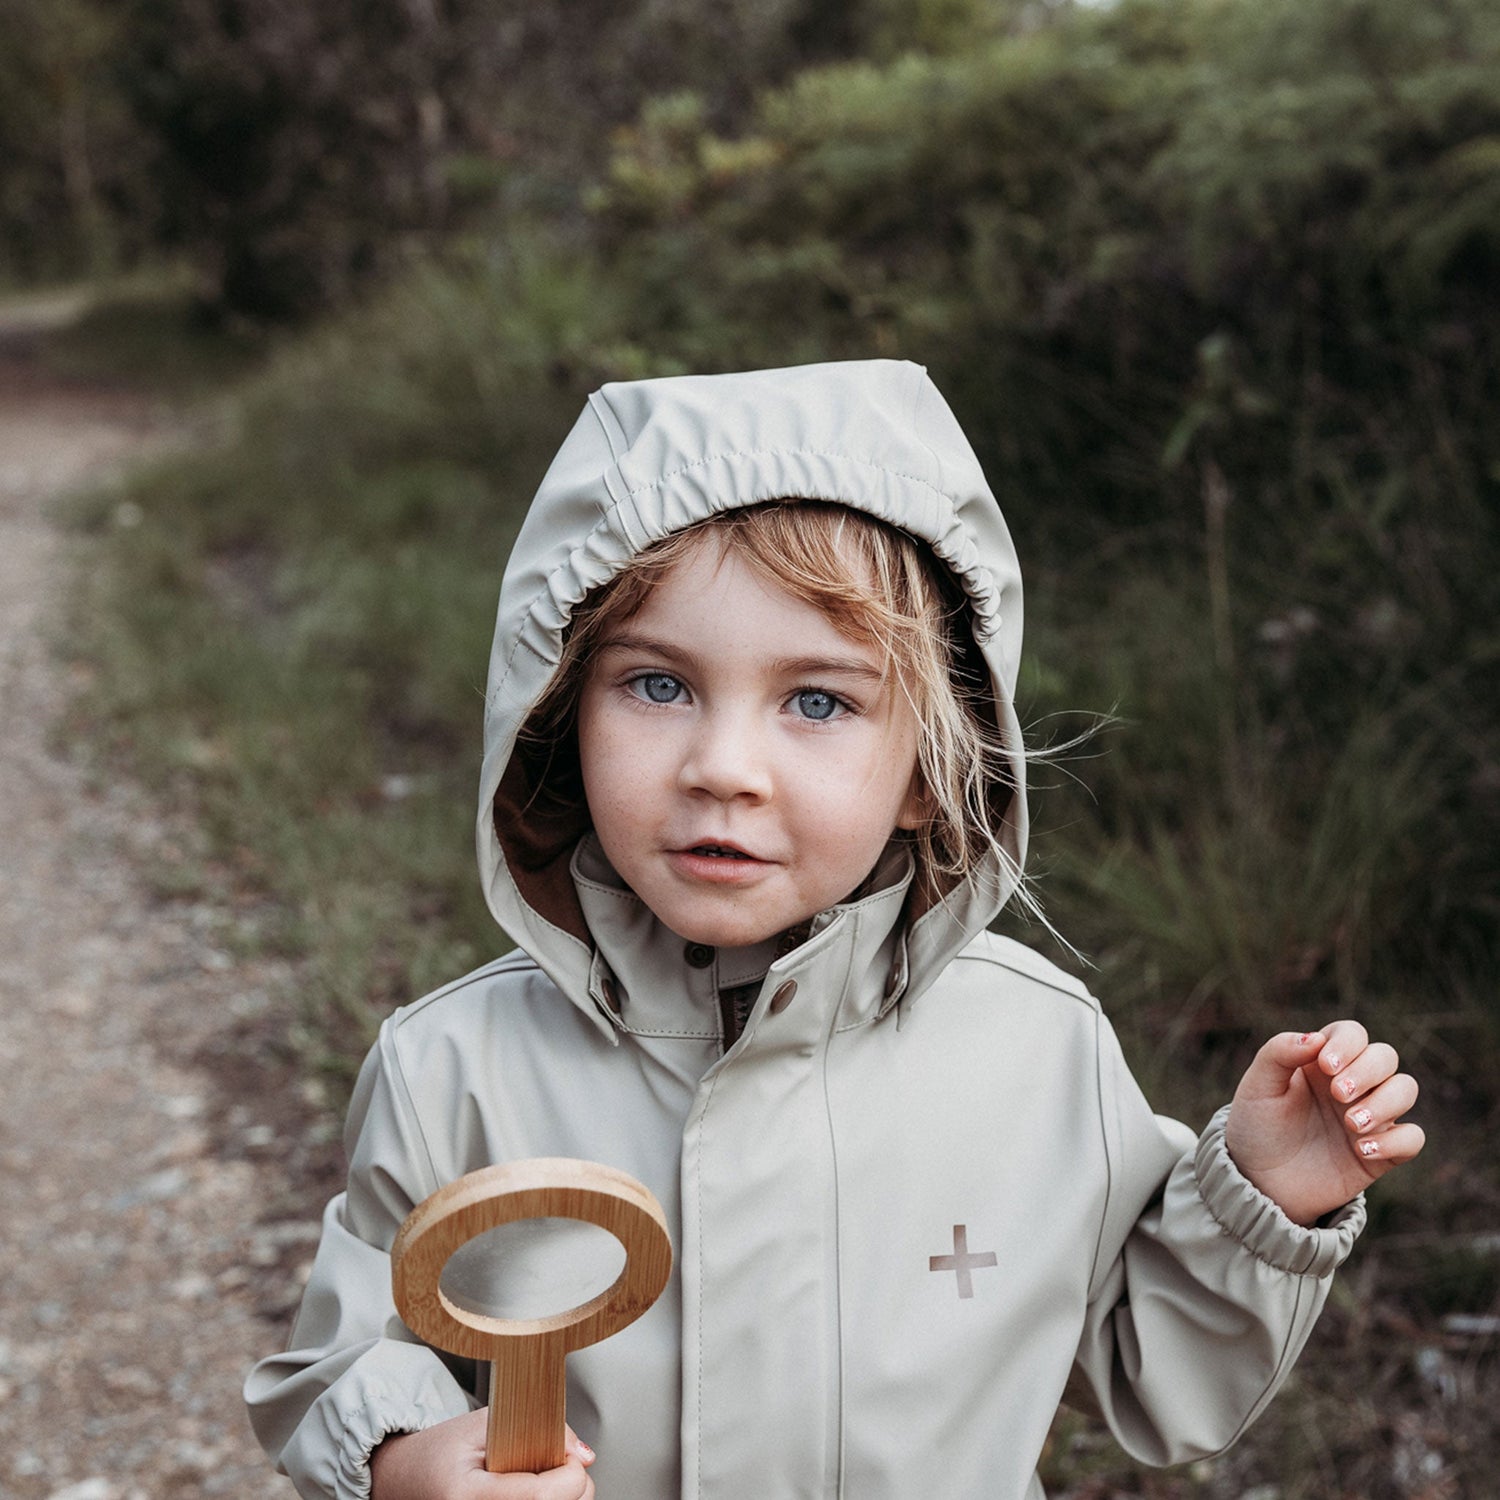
[{"x1": 477, "y1": 359, "x2": 1027, "y2": 1030}]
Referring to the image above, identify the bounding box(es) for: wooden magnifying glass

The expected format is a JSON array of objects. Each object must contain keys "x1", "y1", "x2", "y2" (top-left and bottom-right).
[{"x1": 391, "y1": 1157, "x2": 672, "y2": 1474}]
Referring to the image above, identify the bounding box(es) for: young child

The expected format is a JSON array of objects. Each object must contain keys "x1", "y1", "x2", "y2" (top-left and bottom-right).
[{"x1": 246, "y1": 360, "x2": 1424, "y2": 1500}]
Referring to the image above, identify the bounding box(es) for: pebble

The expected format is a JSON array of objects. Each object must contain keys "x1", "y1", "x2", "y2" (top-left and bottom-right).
[
  {"x1": 108, "y1": 1167, "x2": 189, "y2": 1211},
  {"x1": 157, "y1": 1093, "x2": 205, "y2": 1120},
  {"x1": 47, "y1": 1482, "x2": 118, "y2": 1500}
]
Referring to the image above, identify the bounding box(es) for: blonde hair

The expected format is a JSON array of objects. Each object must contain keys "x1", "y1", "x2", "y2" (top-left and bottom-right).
[{"x1": 514, "y1": 501, "x2": 1016, "y2": 893}]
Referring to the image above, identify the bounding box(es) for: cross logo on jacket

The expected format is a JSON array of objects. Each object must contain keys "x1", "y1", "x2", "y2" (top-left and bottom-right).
[{"x1": 929, "y1": 1223, "x2": 998, "y2": 1299}]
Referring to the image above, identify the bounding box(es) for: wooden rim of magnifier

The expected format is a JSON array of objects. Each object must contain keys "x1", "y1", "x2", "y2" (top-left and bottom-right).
[{"x1": 391, "y1": 1157, "x2": 673, "y2": 1361}]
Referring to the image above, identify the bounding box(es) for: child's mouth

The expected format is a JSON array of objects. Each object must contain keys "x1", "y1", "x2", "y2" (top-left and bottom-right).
[{"x1": 690, "y1": 844, "x2": 752, "y2": 859}]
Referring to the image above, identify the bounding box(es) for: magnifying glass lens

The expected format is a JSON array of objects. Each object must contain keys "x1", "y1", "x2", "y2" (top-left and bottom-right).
[{"x1": 440, "y1": 1217, "x2": 627, "y2": 1320}]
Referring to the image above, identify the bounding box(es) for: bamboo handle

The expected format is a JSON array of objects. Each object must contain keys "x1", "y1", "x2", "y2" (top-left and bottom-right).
[
  {"x1": 487, "y1": 1338, "x2": 567, "y2": 1473},
  {"x1": 391, "y1": 1158, "x2": 673, "y2": 1474}
]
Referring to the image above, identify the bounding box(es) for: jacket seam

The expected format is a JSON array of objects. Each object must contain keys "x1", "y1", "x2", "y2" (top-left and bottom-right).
[
  {"x1": 389, "y1": 950, "x2": 537, "y2": 1025},
  {"x1": 383, "y1": 956, "x2": 540, "y2": 1192},
  {"x1": 519, "y1": 900, "x2": 593, "y2": 955},
  {"x1": 822, "y1": 989, "x2": 847, "y2": 1499},
  {"x1": 619, "y1": 1025, "x2": 719, "y2": 1039},
  {"x1": 692, "y1": 1069, "x2": 725, "y2": 1500},
  {"x1": 1085, "y1": 1005, "x2": 1114, "y2": 1301},
  {"x1": 953, "y1": 946, "x2": 1098, "y2": 1009},
  {"x1": 907, "y1": 362, "x2": 945, "y2": 491},
  {"x1": 589, "y1": 390, "x2": 625, "y2": 463},
  {"x1": 1213, "y1": 1275, "x2": 1310, "y2": 1456},
  {"x1": 493, "y1": 610, "x2": 548, "y2": 686},
  {"x1": 572, "y1": 873, "x2": 639, "y2": 903},
  {"x1": 385, "y1": 1029, "x2": 443, "y2": 1203},
  {"x1": 616, "y1": 444, "x2": 952, "y2": 502}
]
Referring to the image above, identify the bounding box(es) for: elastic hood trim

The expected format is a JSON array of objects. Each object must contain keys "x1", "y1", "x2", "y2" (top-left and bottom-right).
[{"x1": 477, "y1": 361, "x2": 1028, "y2": 1022}]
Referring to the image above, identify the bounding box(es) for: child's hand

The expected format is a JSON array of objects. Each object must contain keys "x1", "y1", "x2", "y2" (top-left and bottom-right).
[
  {"x1": 1225, "y1": 1020, "x2": 1424, "y2": 1227},
  {"x1": 369, "y1": 1408, "x2": 597, "y2": 1499}
]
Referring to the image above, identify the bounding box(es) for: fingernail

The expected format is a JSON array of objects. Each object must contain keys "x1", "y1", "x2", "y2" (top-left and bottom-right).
[
  {"x1": 1341, "y1": 1076, "x2": 1360, "y2": 1098},
  {"x1": 1351, "y1": 1108, "x2": 1373, "y2": 1130},
  {"x1": 1359, "y1": 1138, "x2": 1380, "y2": 1158},
  {"x1": 1299, "y1": 1033, "x2": 1320, "y2": 1046},
  {"x1": 1324, "y1": 1053, "x2": 1342, "y2": 1071},
  {"x1": 577, "y1": 1441, "x2": 595, "y2": 1463}
]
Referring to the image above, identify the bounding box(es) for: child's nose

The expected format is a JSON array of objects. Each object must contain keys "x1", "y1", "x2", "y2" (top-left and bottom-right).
[{"x1": 678, "y1": 711, "x2": 772, "y2": 803}]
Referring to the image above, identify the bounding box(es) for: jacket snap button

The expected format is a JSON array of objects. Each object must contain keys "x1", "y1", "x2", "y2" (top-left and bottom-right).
[
  {"x1": 769, "y1": 980, "x2": 797, "y2": 1014},
  {"x1": 684, "y1": 942, "x2": 715, "y2": 969}
]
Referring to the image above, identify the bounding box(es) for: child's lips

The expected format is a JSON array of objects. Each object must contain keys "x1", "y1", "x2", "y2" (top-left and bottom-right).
[
  {"x1": 680, "y1": 839, "x2": 755, "y2": 859},
  {"x1": 667, "y1": 841, "x2": 774, "y2": 881}
]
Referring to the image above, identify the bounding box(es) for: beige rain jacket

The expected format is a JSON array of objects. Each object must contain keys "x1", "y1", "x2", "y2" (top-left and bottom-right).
[{"x1": 245, "y1": 361, "x2": 1364, "y2": 1500}]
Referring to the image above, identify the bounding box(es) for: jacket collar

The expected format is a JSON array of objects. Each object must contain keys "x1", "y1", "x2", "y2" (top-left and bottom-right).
[{"x1": 572, "y1": 835, "x2": 914, "y2": 1049}]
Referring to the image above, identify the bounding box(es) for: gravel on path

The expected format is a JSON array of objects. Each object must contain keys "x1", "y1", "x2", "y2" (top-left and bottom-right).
[{"x1": 0, "y1": 323, "x2": 337, "y2": 1500}]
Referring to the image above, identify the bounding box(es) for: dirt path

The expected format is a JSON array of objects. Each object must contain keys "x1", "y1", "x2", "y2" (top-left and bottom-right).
[{"x1": 0, "y1": 299, "x2": 335, "y2": 1500}]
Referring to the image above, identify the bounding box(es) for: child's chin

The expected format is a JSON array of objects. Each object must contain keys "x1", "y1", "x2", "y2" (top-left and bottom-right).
[
  {"x1": 674, "y1": 921, "x2": 780, "y2": 949},
  {"x1": 664, "y1": 909, "x2": 791, "y2": 951}
]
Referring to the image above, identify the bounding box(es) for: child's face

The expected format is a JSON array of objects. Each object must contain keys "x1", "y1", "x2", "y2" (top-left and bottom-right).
[{"x1": 576, "y1": 536, "x2": 925, "y2": 949}]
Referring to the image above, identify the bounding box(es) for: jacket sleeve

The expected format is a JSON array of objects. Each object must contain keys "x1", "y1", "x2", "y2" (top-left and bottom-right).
[
  {"x1": 243, "y1": 1022, "x2": 478, "y2": 1499},
  {"x1": 1068, "y1": 1014, "x2": 1365, "y2": 1465}
]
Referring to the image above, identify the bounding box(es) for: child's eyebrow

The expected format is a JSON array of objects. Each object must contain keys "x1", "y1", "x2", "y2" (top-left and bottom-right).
[
  {"x1": 594, "y1": 635, "x2": 884, "y2": 682},
  {"x1": 770, "y1": 654, "x2": 886, "y2": 683},
  {"x1": 592, "y1": 634, "x2": 696, "y2": 665}
]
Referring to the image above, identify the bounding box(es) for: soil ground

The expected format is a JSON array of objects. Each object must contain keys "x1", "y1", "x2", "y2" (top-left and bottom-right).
[{"x1": 0, "y1": 295, "x2": 339, "y2": 1500}]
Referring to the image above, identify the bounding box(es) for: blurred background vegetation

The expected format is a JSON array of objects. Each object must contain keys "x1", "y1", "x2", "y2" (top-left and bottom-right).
[{"x1": 6, "y1": 0, "x2": 1496, "y2": 1493}]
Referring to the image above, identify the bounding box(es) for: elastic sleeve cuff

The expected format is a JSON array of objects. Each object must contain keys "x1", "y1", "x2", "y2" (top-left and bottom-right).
[
  {"x1": 1193, "y1": 1104, "x2": 1366, "y2": 1277},
  {"x1": 287, "y1": 1342, "x2": 477, "y2": 1500}
]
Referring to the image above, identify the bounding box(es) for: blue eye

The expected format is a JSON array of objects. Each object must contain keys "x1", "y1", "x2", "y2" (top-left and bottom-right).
[
  {"x1": 794, "y1": 689, "x2": 840, "y2": 721},
  {"x1": 632, "y1": 673, "x2": 684, "y2": 704}
]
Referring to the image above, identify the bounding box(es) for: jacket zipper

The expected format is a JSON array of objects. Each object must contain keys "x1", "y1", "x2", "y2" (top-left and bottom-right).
[{"x1": 717, "y1": 982, "x2": 758, "y2": 1050}]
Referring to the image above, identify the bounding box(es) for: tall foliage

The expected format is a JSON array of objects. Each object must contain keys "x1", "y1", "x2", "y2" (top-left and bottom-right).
[
  {"x1": 0, "y1": 0, "x2": 907, "y2": 314},
  {"x1": 1, "y1": 0, "x2": 1044, "y2": 312},
  {"x1": 77, "y1": 0, "x2": 1499, "y2": 1052},
  {"x1": 113, "y1": 0, "x2": 477, "y2": 320},
  {"x1": 0, "y1": 0, "x2": 148, "y2": 281},
  {"x1": 588, "y1": 0, "x2": 1500, "y2": 1045}
]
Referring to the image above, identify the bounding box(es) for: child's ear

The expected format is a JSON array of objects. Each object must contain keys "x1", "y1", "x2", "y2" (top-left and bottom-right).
[{"x1": 895, "y1": 773, "x2": 931, "y2": 833}]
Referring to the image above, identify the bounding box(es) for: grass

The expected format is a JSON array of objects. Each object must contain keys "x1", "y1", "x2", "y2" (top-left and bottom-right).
[
  {"x1": 58, "y1": 249, "x2": 626, "y2": 1075},
  {"x1": 2, "y1": 265, "x2": 269, "y2": 393}
]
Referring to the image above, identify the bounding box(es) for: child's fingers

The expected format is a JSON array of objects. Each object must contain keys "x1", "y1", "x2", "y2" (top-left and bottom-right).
[
  {"x1": 542, "y1": 1465, "x2": 595, "y2": 1500},
  {"x1": 484, "y1": 1458, "x2": 595, "y2": 1500},
  {"x1": 1349, "y1": 1119, "x2": 1426, "y2": 1167},
  {"x1": 1312, "y1": 1018, "x2": 1369, "y2": 1077},
  {"x1": 1344, "y1": 1071, "x2": 1420, "y2": 1136},
  {"x1": 1234, "y1": 1030, "x2": 1327, "y2": 1100},
  {"x1": 564, "y1": 1428, "x2": 597, "y2": 1468},
  {"x1": 495, "y1": 1432, "x2": 595, "y2": 1499},
  {"x1": 367, "y1": 1409, "x2": 596, "y2": 1500},
  {"x1": 1324, "y1": 1040, "x2": 1400, "y2": 1105}
]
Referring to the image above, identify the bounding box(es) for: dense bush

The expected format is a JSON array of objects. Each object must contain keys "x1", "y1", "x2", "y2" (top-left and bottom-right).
[
  {"x1": 588, "y1": 0, "x2": 1500, "y2": 1069},
  {"x1": 0, "y1": 0, "x2": 920, "y2": 312},
  {"x1": 0, "y1": 0, "x2": 152, "y2": 281},
  {"x1": 75, "y1": 0, "x2": 1500, "y2": 1080}
]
